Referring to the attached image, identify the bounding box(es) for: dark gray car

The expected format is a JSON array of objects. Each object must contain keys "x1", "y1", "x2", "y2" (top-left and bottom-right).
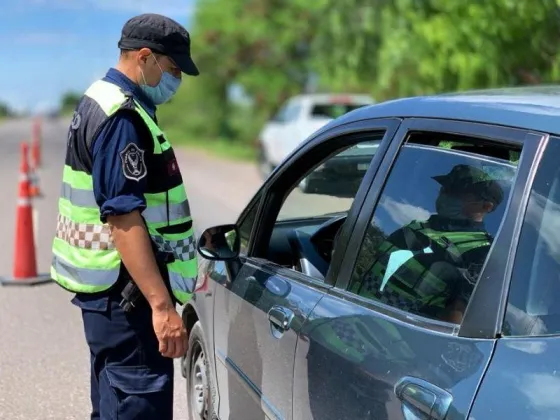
[{"x1": 182, "y1": 87, "x2": 560, "y2": 420}]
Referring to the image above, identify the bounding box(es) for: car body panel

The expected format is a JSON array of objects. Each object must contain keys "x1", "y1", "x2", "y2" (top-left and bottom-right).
[
  {"x1": 290, "y1": 118, "x2": 542, "y2": 420},
  {"x1": 318, "y1": 87, "x2": 560, "y2": 139},
  {"x1": 293, "y1": 291, "x2": 496, "y2": 420},
  {"x1": 212, "y1": 258, "x2": 331, "y2": 420},
  {"x1": 185, "y1": 86, "x2": 560, "y2": 420},
  {"x1": 468, "y1": 337, "x2": 560, "y2": 419}
]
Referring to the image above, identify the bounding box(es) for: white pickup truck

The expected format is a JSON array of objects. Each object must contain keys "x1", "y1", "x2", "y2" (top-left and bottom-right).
[{"x1": 257, "y1": 93, "x2": 375, "y2": 179}]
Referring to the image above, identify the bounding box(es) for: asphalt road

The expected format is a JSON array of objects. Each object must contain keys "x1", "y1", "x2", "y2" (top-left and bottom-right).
[{"x1": 0, "y1": 117, "x2": 262, "y2": 420}]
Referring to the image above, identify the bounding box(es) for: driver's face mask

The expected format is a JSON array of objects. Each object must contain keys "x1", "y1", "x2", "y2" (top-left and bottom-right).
[{"x1": 436, "y1": 193, "x2": 468, "y2": 220}]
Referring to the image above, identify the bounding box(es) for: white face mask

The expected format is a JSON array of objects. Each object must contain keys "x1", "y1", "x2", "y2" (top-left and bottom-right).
[{"x1": 435, "y1": 193, "x2": 467, "y2": 220}]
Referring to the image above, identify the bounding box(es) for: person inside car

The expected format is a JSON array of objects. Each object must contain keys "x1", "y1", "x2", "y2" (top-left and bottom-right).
[{"x1": 355, "y1": 164, "x2": 507, "y2": 324}]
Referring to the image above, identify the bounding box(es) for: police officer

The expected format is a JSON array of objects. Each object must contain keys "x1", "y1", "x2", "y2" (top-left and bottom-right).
[
  {"x1": 354, "y1": 164, "x2": 507, "y2": 324},
  {"x1": 50, "y1": 13, "x2": 200, "y2": 420}
]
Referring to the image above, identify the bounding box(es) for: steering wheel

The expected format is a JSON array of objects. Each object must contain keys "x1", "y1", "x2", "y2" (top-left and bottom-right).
[{"x1": 287, "y1": 214, "x2": 347, "y2": 280}]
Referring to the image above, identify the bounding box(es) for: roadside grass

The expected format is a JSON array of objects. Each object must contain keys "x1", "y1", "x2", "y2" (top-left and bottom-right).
[
  {"x1": 165, "y1": 127, "x2": 257, "y2": 162},
  {"x1": 156, "y1": 79, "x2": 261, "y2": 163}
]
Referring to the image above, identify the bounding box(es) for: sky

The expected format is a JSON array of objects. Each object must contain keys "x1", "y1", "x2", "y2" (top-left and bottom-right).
[{"x1": 0, "y1": 0, "x2": 195, "y2": 114}]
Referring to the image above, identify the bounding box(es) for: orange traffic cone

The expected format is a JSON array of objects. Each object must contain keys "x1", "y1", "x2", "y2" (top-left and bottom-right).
[
  {"x1": 31, "y1": 134, "x2": 41, "y2": 170},
  {"x1": 29, "y1": 150, "x2": 42, "y2": 198},
  {"x1": 0, "y1": 142, "x2": 51, "y2": 286},
  {"x1": 31, "y1": 117, "x2": 41, "y2": 168}
]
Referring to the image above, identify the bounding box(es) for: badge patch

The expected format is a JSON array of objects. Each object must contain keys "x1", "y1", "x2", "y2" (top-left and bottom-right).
[
  {"x1": 120, "y1": 143, "x2": 147, "y2": 181},
  {"x1": 167, "y1": 158, "x2": 179, "y2": 176},
  {"x1": 70, "y1": 111, "x2": 81, "y2": 130}
]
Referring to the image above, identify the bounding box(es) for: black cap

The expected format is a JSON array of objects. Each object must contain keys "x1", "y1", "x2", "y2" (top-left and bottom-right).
[
  {"x1": 433, "y1": 164, "x2": 506, "y2": 206},
  {"x1": 118, "y1": 13, "x2": 199, "y2": 76}
]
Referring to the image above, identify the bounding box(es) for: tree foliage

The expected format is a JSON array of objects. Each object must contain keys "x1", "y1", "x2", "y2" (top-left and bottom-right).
[
  {"x1": 154, "y1": 0, "x2": 560, "y2": 148},
  {"x1": 60, "y1": 91, "x2": 82, "y2": 115},
  {"x1": 0, "y1": 102, "x2": 11, "y2": 118}
]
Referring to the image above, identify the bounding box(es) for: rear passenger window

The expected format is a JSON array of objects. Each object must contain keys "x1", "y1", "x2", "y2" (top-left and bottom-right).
[
  {"x1": 504, "y1": 138, "x2": 560, "y2": 337},
  {"x1": 348, "y1": 131, "x2": 521, "y2": 325}
]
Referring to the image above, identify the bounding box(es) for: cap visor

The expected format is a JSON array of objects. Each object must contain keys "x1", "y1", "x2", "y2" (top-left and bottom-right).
[{"x1": 173, "y1": 54, "x2": 199, "y2": 76}]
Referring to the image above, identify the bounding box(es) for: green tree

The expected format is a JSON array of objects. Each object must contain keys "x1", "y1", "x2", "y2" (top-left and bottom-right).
[
  {"x1": 160, "y1": 0, "x2": 560, "y2": 157},
  {"x1": 0, "y1": 102, "x2": 11, "y2": 118},
  {"x1": 60, "y1": 91, "x2": 82, "y2": 115},
  {"x1": 313, "y1": 0, "x2": 560, "y2": 99}
]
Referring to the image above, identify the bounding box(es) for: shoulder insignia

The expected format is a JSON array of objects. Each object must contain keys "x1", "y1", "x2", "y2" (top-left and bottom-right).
[{"x1": 120, "y1": 143, "x2": 147, "y2": 181}]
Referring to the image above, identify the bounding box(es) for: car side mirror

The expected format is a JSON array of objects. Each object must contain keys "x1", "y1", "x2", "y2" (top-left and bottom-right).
[{"x1": 197, "y1": 224, "x2": 240, "y2": 261}]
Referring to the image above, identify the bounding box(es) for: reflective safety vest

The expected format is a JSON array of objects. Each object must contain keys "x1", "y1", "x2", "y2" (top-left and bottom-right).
[
  {"x1": 50, "y1": 79, "x2": 198, "y2": 305},
  {"x1": 351, "y1": 220, "x2": 492, "y2": 317}
]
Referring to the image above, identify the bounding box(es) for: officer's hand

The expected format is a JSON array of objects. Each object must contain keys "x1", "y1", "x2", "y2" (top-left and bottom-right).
[{"x1": 152, "y1": 306, "x2": 188, "y2": 358}]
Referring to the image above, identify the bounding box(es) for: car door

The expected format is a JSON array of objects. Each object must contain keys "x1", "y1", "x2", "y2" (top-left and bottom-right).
[
  {"x1": 212, "y1": 119, "x2": 401, "y2": 420},
  {"x1": 292, "y1": 118, "x2": 545, "y2": 420},
  {"x1": 469, "y1": 135, "x2": 560, "y2": 419}
]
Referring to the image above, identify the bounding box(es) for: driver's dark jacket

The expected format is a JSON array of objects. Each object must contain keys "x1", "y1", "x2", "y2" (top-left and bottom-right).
[{"x1": 351, "y1": 215, "x2": 492, "y2": 320}]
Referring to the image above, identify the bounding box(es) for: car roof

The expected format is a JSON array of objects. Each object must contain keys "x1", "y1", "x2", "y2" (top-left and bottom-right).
[
  {"x1": 290, "y1": 93, "x2": 375, "y2": 104},
  {"x1": 329, "y1": 85, "x2": 560, "y2": 136}
]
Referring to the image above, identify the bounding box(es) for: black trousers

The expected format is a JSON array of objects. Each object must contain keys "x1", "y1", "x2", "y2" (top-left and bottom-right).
[{"x1": 73, "y1": 285, "x2": 174, "y2": 420}]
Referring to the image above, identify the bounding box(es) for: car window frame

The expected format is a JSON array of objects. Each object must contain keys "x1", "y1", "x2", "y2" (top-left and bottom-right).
[
  {"x1": 242, "y1": 117, "x2": 402, "y2": 287},
  {"x1": 236, "y1": 193, "x2": 261, "y2": 256},
  {"x1": 330, "y1": 117, "x2": 547, "y2": 338},
  {"x1": 500, "y1": 134, "x2": 556, "y2": 337}
]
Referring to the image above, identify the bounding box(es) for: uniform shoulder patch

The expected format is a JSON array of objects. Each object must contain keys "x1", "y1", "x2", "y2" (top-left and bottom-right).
[{"x1": 120, "y1": 143, "x2": 147, "y2": 181}]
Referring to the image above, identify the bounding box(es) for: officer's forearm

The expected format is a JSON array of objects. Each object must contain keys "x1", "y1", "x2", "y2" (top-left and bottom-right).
[{"x1": 107, "y1": 210, "x2": 174, "y2": 311}]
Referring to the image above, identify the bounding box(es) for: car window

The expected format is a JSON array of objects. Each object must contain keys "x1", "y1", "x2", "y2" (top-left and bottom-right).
[
  {"x1": 347, "y1": 131, "x2": 521, "y2": 326},
  {"x1": 272, "y1": 103, "x2": 290, "y2": 122},
  {"x1": 283, "y1": 104, "x2": 301, "y2": 122},
  {"x1": 277, "y1": 137, "x2": 383, "y2": 221},
  {"x1": 504, "y1": 138, "x2": 560, "y2": 337},
  {"x1": 311, "y1": 103, "x2": 368, "y2": 119}
]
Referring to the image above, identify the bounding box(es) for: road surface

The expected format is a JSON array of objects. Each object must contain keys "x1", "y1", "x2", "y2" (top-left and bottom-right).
[{"x1": 0, "y1": 117, "x2": 353, "y2": 419}]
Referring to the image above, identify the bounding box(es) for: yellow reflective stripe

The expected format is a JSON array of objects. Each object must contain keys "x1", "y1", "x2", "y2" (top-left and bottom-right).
[
  {"x1": 60, "y1": 182, "x2": 98, "y2": 208},
  {"x1": 148, "y1": 216, "x2": 192, "y2": 231},
  {"x1": 53, "y1": 237, "x2": 120, "y2": 270},
  {"x1": 132, "y1": 100, "x2": 168, "y2": 153},
  {"x1": 169, "y1": 258, "x2": 198, "y2": 278},
  {"x1": 145, "y1": 185, "x2": 188, "y2": 206},
  {"x1": 58, "y1": 197, "x2": 101, "y2": 224},
  {"x1": 143, "y1": 202, "x2": 192, "y2": 225},
  {"x1": 63, "y1": 165, "x2": 93, "y2": 190},
  {"x1": 145, "y1": 191, "x2": 165, "y2": 204},
  {"x1": 168, "y1": 183, "x2": 188, "y2": 202},
  {"x1": 50, "y1": 265, "x2": 113, "y2": 294},
  {"x1": 172, "y1": 290, "x2": 193, "y2": 305},
  {"x1": 169, "y1": 270, "x2": 197, "y2": 301},
  {"x1": 84, "y1": 80, "x2": 127, "y2": 115},
  {"x1": 59, "y1": 179, "x2": 192, "y2": 225},
  {"x1": 157, "y1": 228, "x2": 196, "y2": 242},
  {"x1": 53, "y1": 80, "x2": 197, "y2": 303},
  {"x1": 51, "y1": 253, "x2": 119, "y2": 289}
]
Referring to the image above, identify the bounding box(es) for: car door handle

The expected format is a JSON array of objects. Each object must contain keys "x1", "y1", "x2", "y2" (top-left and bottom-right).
[
  {"x1": 395, "y1": 376, "x2": 452, "y2": 420},
  {"x1": 267, "y1": 305, "x2": 294, "y2": 332}
]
